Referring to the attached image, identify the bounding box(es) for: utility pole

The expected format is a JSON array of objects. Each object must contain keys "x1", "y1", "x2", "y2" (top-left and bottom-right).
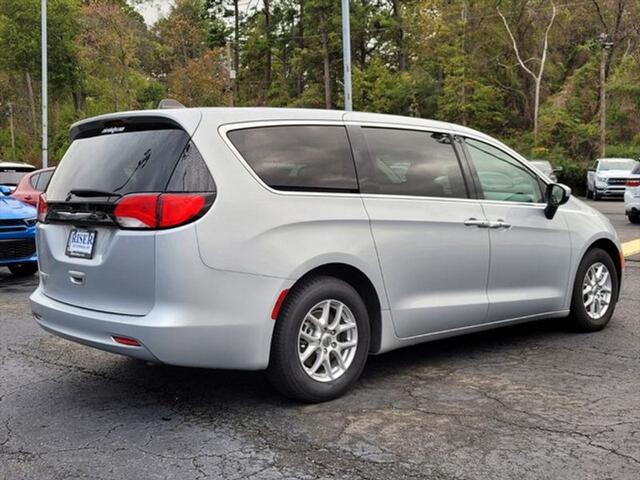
[
  {"x1": 341, "y1": 0, "x2": 352, "y2": 111},
  {"x1": 599, "y1": 33, "x2": 613, "y2": 158},
  {"x1": 233, "y1": 0, "x2": 240, "y2": 105},
  {"x1": 41, "y1": 0, "x2": 48, "y2": 168}
]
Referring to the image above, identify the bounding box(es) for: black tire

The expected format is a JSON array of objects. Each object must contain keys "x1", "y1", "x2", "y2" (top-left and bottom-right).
[
  {"x1": 568, "y1": 248, "x2": 618, "y2": 332},
  {"x1": 629, "y1": 214, "x2": 640, "y2": 224},
  {"x1": 593, "y1": 190, "x2": 601, "y2": 201},
  {"x1": 585, "y1": 187, "x2": 592, "y2": 200},
  {"x1": 8, "y1": 262, "x2": 38, "y2": 277},
  {"x1": 268, "y1": 276, "x2": 370, "y2": 402}
]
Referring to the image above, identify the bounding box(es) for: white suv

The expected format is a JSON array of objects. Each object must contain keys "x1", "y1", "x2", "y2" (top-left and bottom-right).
[
  {"x1": 586, "y1": 158, "x2": 638, "y2": 200},
  {"x1": 624, "y1": 162, "x2": 640, "y2": 223},
  {"x1": 31, "y1": 108, "x2": 623, "y2": 402}
]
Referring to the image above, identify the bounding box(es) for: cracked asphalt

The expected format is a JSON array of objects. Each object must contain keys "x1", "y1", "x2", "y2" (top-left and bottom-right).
[{"x1": 1, "y1": 202, "x2": 639, "y2": 480}]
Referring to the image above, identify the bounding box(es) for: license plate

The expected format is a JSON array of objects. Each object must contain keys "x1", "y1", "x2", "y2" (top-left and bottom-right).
[{"x1": 66, "y1": 229, "x2": 97, "y2": 259}]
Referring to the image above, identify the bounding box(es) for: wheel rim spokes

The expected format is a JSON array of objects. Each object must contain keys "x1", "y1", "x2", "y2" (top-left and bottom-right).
[
  {"x1": 582, "y1": 262, "x2": 613, "y2": 320},
  {"x1": 297, "y1": 299, "x2": 358, "y2": 383}
]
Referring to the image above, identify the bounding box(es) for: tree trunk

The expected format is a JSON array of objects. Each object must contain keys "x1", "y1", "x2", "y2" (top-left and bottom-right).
[
  {"x1": 599, "y1": 46, "x2": 608, "y2": 157},
  {"x1": 233, "y1": 0, "x2": 240, "y2": 102},
  {"x1": 533, "y1": 79, "x2": 541, "y2": 144},
  {"x1": 25, "y1": 72, "x2": 37, "y2": 135},
  {"x1": 391, "y1": 0, "x2": 406, "y2": 71},
  {"x1": 296, "y1": 0, "x2": 305, "y2": 96},
  {"x1": 320, "y1": 13, "x2": 332, "y2": 109},
  {"x1": 264, "y1": 0, "x2": 272, "y2": 97}
]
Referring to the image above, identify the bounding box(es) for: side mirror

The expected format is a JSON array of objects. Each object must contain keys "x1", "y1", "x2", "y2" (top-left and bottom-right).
[
  {"x1": 544, "y1": 183, "x2": 571, "y2": 219},
  {"x1": 0, "y1": 185, "x2": 12, "y2": 196}
]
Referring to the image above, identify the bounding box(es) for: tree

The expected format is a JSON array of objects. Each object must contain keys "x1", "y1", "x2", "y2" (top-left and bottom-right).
[{"x1": 497, "y1": 0, "x2": 557, "y2": 144}]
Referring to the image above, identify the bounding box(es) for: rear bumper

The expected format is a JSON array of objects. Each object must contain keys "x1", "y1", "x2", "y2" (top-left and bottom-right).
[{"x1": 30, "y1": 269, "x2": 289, "y2": 370}]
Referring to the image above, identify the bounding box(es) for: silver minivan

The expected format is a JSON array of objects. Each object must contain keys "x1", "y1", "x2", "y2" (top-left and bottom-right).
[{"x1": 31, "y1": 108, "x2": 623, "y2": 402}]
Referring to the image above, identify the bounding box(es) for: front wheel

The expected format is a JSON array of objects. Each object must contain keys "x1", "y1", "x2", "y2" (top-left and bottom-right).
[
  {"x1": 568, "y1": 248, "x2": 618, "y2": 332},
  {"x1": 268, "y1": 276, "x2": 370, "y2": 402},
  {"x1": 629, "y1": 214, "x2": 640, "y2": 224},
  {"x1": 8, "y1": 262, "x2": 38, "y2": 277}
]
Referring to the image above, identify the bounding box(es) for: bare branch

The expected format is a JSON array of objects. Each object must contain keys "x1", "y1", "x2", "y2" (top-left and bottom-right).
[
  {"x1": 539, "y1": 1, "x2": 557, "y2": 78},
  {"x1": 496, "y1": 7, "x2": 536, "y2": 79}
]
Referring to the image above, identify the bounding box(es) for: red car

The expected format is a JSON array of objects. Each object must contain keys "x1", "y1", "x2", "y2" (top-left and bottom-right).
[{"x1": 11, "y1": 167, "x2": 55, "y2": 206}]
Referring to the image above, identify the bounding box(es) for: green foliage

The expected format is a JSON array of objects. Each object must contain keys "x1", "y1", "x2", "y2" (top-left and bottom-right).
[{"x1": 1, "y1": 0, "x2": 640, "y2": 170}]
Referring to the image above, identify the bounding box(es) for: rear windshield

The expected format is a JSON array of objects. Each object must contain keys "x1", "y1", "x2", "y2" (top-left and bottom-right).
[
  {"x1": 47, "y1": 128, "x2": 195, "y2": 201},
  {"x1": 0, "y1": 167, "x2": 34, "y2": 186}
]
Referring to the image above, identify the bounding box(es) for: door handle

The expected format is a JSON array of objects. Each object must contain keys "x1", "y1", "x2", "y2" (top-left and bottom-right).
[
  {"x1": 487, "y1": 219, "x2": 511, "y2": 229},
  {"x1": 464, "y1": 218, "x2": 489, "y2": 228}
]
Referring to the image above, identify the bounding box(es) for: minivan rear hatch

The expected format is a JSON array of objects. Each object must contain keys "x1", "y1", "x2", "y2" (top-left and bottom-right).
[{"x1": 38, "y1": 113, "x2": 212, "y2": 316}]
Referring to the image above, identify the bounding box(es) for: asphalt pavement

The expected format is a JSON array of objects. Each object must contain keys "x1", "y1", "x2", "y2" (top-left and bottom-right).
[{"x1": 1, "y1": 198, "x2": 639, "y2": 480}]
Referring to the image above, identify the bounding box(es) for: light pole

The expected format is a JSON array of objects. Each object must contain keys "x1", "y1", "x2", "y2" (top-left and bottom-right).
[
  {"x1": 341, "y1": 0, "x2": 352, "y2": 111},
  {"x1": 41, "y1": 0, "x2": 48, "y2": 168}
]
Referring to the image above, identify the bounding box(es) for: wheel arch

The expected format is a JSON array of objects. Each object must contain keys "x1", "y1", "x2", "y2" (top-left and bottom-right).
[
  {"x1": 287, "y1": 263, "x2": 384, "y2": 353},
  {"x1": 587, "y1": 238, "x2": 623, "y2": 289}
]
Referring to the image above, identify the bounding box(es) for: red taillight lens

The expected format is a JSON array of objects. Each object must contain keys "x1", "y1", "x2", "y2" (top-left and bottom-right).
[
  {"x1": 113, "y1": 193, "x2": 210, "y2": 229},
  {"x1": 159, "y1": 194, "x2": 206, "y2": 228},
  {"x1": 626, "y1": 179, "x2": 640, "y2": 187},
  {"x1": 37, "y1": 193, "x2": 48, "y2": 222},
  {"x1": 113, "y1": 193, "x2": 159, "y2": 229}
]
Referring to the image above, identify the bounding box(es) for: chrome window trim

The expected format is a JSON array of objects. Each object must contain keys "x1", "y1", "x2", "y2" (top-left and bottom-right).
[{"x1": 218, "y1": 119, "x2": 549, "y2": 207}]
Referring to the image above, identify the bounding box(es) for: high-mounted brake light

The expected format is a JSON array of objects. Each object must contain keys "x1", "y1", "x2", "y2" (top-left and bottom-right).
[
  {"x1": 112, "y1": 193, "x2": 211, "y2": 230},
  {"x1": 37, "y1": 193, "x2": 48, "y2": 222},
  {"x1": 626, "y1": 179, "x2": 640, "y2": 187}
]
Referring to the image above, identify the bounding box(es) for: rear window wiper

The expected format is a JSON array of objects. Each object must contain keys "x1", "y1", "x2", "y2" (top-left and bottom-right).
[{"x1": 65, "y1": 189, "x2": 122, "y2": 200}]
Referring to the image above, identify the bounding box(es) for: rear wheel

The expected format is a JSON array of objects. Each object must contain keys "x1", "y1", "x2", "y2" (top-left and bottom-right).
[
  {"x1": 268, "y1": 276, "x2": 370, "y2": 402},
  {"x1": 568, "y1": 248, "x2": 618, "y2": 332},
  {"x1": 8, "y1": 262, "x2": 38, "y2": 277},
  {"x1": 629, "y1": 214, "x2": 640, "y2": 224}
]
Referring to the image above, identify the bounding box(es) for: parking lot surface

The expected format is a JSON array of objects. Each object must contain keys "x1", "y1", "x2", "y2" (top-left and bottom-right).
[{"x1": 1, "y1": 200, "x2": 639, "y2": 480}]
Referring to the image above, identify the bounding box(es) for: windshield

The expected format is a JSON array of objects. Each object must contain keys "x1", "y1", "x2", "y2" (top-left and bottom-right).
[
  {"x1": 598, "y1": 160, "x2": 637, "y2": 171},
  {"x1": 47, "y1": 128, "x2": 191, "y2": 202}
]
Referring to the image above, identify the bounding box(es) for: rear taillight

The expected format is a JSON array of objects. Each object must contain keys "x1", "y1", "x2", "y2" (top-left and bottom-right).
[
  {"x1": 113, "y1": 194, "x2": 159, "y2": 228},
  {"x1": 112, "y1": 193, "x2": 212, "y2": 230},
  {"x1": 37, "y1": 193, "x2": 48, "y2": 222},
  {"x1": 626, "y1": 179, "x2": 640, "y2": 187}
]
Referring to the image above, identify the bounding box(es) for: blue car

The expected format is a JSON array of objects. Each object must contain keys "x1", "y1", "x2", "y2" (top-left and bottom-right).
[{"x1": 0, "y1": 185, "x2": 38, "y2": 277}]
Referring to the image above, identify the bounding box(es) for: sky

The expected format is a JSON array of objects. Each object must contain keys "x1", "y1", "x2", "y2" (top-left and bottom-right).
[{"x1": 132, "y1": 0, "x2": 260, "y2": 26}]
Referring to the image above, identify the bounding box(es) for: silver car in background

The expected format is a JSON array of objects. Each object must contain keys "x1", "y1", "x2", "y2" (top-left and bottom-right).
[
  {"x1": 31, "y1": 108, "x2": 623, "y2": 402},
  {"x1": 529, "y1": 159, "x2": 560, "y2": 183}
]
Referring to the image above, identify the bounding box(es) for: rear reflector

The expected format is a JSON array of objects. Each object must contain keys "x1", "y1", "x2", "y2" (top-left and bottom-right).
[
  {"x1": 271, "y1": 289, "x2": 289, "y2": 320},
  {"x1": 113, "y1": 336, "x2": 141, "y2": 347},
  {"x1": 112, "y1": 192, "x2": 212, "y2": 230}
]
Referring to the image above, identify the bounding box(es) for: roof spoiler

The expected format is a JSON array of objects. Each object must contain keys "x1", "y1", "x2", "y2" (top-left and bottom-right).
[{"x1": 157, "y1": 99, "x2": 186, "y2": 109}]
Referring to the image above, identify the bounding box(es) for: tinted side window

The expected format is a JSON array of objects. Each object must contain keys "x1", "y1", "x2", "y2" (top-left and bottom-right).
[
  {"x1": 465, "y1": 138, "x2": 543, "y2": 203},
  {"x1": 166, "y1": 141, "x2": 215, "y2": 192},
  {"x1": 632, "y1": 162, "x2": 640, "y2": 175},
  {"x1": 36, "y1": 170, "x2": 53, "y2": 191},
  {"x1": 227, "y1": 126, "x2": 357, "y2": 192},
  {"x1": 358, "y1": 127, "x2": 467, "y2": 198},
  {"x1": 29, "y1": 173, "x2": 40, "y2": 189}
]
